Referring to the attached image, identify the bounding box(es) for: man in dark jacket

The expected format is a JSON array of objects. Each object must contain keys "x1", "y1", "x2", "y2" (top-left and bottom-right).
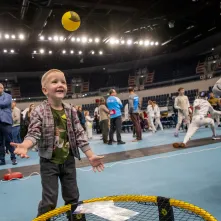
[{"x1": 0, "y1": 83, "x2": 17, "y2": 165}]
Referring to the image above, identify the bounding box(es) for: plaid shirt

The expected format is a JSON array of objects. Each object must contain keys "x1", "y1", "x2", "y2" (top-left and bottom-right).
[{"x1": 25, "y1": 100, "x2": 90, "y2": 160}]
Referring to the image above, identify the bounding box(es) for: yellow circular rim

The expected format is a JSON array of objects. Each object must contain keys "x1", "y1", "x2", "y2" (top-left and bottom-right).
[{"x1": 32, "y1": 195, "x2": 217, "y2": 221}]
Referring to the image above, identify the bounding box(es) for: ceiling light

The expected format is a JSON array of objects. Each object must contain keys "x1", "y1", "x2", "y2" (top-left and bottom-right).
[
  {"x1": 71, "y1": 37, "x2": 75, "y2": 42},
  {"x1": 139, "y1": 40, "x2": 143, "y2": 45},
  {"x1": 150, "y1": 41, "x2": 154, "y2": 45},
  {"x1": 212, "y1": 48, "x2": 214, "y2": 51},
  {"x1": 11, "y1": 35, "x2": 15, "y2": 39},
  {"x1": 5, "y1": 34, "x2": 9, "y2": 39},
  {"x1": 39, "y1": 49, "x2": 44, "y2": 54},
  {"x1": 115, "y1": 39, "x2": 119, "y2": 44},
  {"x1": 127, "y1": 39, "x2": 132, "y2": 45},
  {"x1": 144, "y1": 40, "x2": 149, "y2": 46},
  {"x1": 48, "y1": 36, "x2": 52, "y2": 41},
  {"x1": 3, "y1": 49, "x2": 7, "y2": 53},
  {"x1": 70, "y1": 50, "x2": 74, "y2": 54},
  {"x1": 5, "y1": 79, "x2": 8, "y2": 81},
  {"x1": 53, "y1": 36, "x2": 58, "y2": 41},
  {"x1": 77, "y1": 37, "x2": 81, "y2": 42},
  {"x1": 110, "y1": 38, "x2": 115, "y2": 44},
  {"x1": 33, "y1": 50, "x2": 37, "y2": 54},
  {"x1": 99, "y1": 51, "x2": 103, "y2": 55},
  {"x1": 155, "y1": 42, "x2": 159, "y2": 46},
  {"x1": 49, "y1": 50, "x2": 52, "y2": 54},
  {"x1": 40, "y1": 36, "x2": 44, "y2": 40},
  {"x1": 81, "y1": 37, "x2": 87, "y2": 43},
  {"x1": 10, "y1": 49, "x2": 14, "y2": 53},
  {"x1": 59, "y1": 36, "x2": 64, "y2": 41},
  {"x1": 62, "y1": 50, "x2": 66, "y2": 54},
  {"x1": 89, "y1": 38, "x2": 93, "y2": 43},
  {"x1": 91, "y1": 51, "x2": 95, "y2": 54},
  {"x1": 95, "y1": 38, "x2": 100, "y2": 43},
  {"x1": 19, "y1": 34, "x2": 24, "y2": 40},
  {"x1": 121, "y1": 40, "x2": 125, "y2": 44},
  {"x1": 78, "y1": 51, "x2": 82, "y2": 55}
]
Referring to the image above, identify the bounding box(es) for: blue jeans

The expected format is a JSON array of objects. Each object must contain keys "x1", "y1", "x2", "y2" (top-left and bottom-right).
[
  {"x1": 0, "y1": 123, "x2": 16, "y2": 161},
  {"x1": 12, "y1": 125, "x2": 22, "y2": 143}
]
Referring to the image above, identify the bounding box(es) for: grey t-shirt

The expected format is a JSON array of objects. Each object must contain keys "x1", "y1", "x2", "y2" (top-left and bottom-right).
[{"x1": 128, "y1": 93, "x2": 139, "y2": 114}]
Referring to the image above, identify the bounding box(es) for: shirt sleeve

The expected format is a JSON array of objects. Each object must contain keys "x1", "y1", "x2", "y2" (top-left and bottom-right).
[
  {"x1": 116, "y1": 97, "x2": 123, "y2": 108},
  {"x1": 24, "y1": 108, "x2": 42, "y2": 146},
  {"x1": 0, "y1": 94, "x2": 12, "y2": 108},
  {"x1": 174, "y1": 97, "x2": 181, "y2": 110},
  {"x1": 193, "y1": 99, "x2": 200, "y2": 108},
  {"x1": 71, "y1": 108, "x2": 90, "y2": 153}
]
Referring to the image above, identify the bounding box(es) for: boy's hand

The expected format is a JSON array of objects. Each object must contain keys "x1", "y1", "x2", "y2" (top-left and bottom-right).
[
  {"x1": 88, "y1": 155, "x2": 104, "y2": 172},
  {"x1": 10, "y1": 142, "x2": 29, "y2": 158}
]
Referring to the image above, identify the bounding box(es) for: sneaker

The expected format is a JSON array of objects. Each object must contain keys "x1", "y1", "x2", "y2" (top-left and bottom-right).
[
  {"x1": 174, "y1": 132, "x2": 179, "y2": 137},
  {"x1": 12, "y1": 159, "x2": 17, "y2": 165},
  {"x1": 108, "y1": 142, "x2": 113, "y2": 145},
  {"x1": 117, "y1": 141, "x2": 125, "y2": 145},
  {"x1": 173, "y1": 143, "x2": 186, "y2": 148},
  {"x1": 0, "y1": 160, "x2": 6, "y2": 166},
  {"x1": 212, "y1": 136, "x2": 220, "y2": 140}
]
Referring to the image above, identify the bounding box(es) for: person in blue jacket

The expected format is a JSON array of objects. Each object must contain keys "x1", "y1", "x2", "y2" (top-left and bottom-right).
[
  {"x1": 106, "y1": 89, "x2": 125, "y2": 145},
  {"x1": 0, "y1": 83, "x2": 17, "y2": 165}
]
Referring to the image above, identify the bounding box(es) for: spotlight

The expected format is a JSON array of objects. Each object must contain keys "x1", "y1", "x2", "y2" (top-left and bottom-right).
[
  {"x1": 155, "y1": 42, "x2": 159, "y2": 46},
  {"x1": 115, "y1": 39, "x2": 119, "y2": 44},
  {"x1": 33, "y1": 50, "x2": 37, "y2": 54},
  {"x1": 77, "y1": 37, "x2": 81, "y2": 42},
  {"x1": 144, "y1": 40, "x2": 149, "y2": 46},
  {"x1": 40, "y1": 36, "x2": 44, "y2": 40},
  {"x1": 95, "y1": 38, "x2": 100, "y2": 43},
  {"x1": 71, "y1": 37, "x2": 75, "y2": 42},
  {"x1": 19, "y1": 34, "x2": 24, "y2": 40},
  {"x1": 78, "y1": 51, "x2": 82, "y2": 55},
  {"x1": 150, "y1": 41, "x2": 154, "y2": 46},
  {"x1": 48, "y1": 36, "x2": 52, "y2": 41},
  {"x1": 99, "y1": 51, "x2": 103, "y2": 55},
  {"x1": 3, "y1": 49, "x2": 7, "y2": 53},
  {"x1": 49, "y1": 50, "x2": 52, "y2": 54},
  {"x1": 53, "y1": 36, "x2": 59, "y2": 41},
  {"x1": 121, "y1": 40, "x2": 125, "y2": 44},
  {"x1": 89, "y1": 38, "x2": 93, "y2": 43},
  {"x1": 11, "y1": 35, "x2": 15, "y2": 39},
  {"x1": 127, "y1": 39, "x2": 132, "y2": 45},
  {"x1": 70, "y1": 50, "x2": 74, "y2": 54},
  {"x1": 5, "y1": 34, "x2": 9, "y2": 39},
  {"x1": 62, "y1": 50, "x2": 66, "y2": 54},
  {"x1": 10, "y1": 49, "x2": 14, "y2": 53},
  {"x1": 139, "y1": 40, "x2": 143, "y2": 45},
  {"x1": 59, "y1": 36, "x2": 64, "y2": 41},
  {"x1": 91, "y1": 51, "x2": 95, "y2": 54},
  {"x1": 81, "y1": 37, "x2": 87, "y2": 43},
  {"x1": 39, "y1": 49, "x2": 44, "y2": 54},
  {"x1": 110, "y1": 38, "x2": 115, "y2": 44}
]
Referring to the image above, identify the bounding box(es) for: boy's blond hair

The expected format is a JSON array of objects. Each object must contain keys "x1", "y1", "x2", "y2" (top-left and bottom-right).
[{"x1": 41, "y1": 69, "x2": 65, "y2": 87}]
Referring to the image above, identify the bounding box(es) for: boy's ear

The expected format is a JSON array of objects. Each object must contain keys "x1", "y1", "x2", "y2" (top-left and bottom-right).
[{"x1": 42, "y1": 87, "x2": 47, "y2": 95}]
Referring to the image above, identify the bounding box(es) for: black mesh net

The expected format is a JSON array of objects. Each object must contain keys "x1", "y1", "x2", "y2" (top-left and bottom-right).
[{"x1": 47, "y1": 201, "x2": 207, "y2": 221}]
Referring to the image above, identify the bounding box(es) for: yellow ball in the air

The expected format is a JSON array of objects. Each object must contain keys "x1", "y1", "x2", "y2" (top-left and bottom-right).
[{"x1": 61, "y1": 11, "x2": 81, "y2": 31}]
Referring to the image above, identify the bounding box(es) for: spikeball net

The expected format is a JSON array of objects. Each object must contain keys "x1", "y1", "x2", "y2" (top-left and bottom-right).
[{"x1": 32, "y1": 195, "x2": 217, "y2": 221}]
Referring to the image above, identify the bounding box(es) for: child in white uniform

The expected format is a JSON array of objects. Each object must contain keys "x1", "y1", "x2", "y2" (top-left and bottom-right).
[
  {"x1": 173, "y1": 92, "x2": 221, "y2": 148},
  {"x1": 174, "y1": 87, "x2": 192, "y2": 137},
  {"x1": 153, "y1": 101, "x2": 163, "y2": 131},
  {"x1": 85, "y1": 111, "x2": 93, "y2": 139},
  {"x1": 147, "y1": 100, "x2": 156, "y2": 133}
]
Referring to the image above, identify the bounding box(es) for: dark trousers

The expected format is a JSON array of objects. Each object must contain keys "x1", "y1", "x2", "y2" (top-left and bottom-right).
[
  {"x1": 100, "y1": 119, "x2": 109, "y2": 143},
  {"x1": 109, "y1": 116, "x2": 122, "y2": 142},
  {"x1": 0, "y1": 123, "x2": 16, "y2": 161},
  {"x1": 131, "y1": 113, "x2": 142, "y2": 140},
  {"x1": 37, "y1": 153, "x2": 79, "y2": 217}
]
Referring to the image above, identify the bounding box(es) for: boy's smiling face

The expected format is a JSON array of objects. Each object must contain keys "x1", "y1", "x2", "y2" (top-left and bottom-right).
[{"x1": 42, "y1": 71, "x2": 67, "y2": 100}]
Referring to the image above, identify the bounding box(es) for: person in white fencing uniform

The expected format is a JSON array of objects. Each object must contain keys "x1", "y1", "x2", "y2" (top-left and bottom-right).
[
  {"x1": 173, "y1": 91, "x2": 221, "y2": 148},
  {"x1": 147, "y1": 100, "x2": 156, "y2": 133},
  {"x1": 153, "y1": 101, "x2": 163, "y2": 131},
  {"x1": 174, "y1": 87, "x2": 192, "y2": 137},
  {"x1": 212, "y1": 77, "x2": 221, "y2": 97}
]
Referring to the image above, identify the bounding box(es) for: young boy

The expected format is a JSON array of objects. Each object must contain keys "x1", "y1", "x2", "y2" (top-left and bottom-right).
[{"x1": 11, "y1": 69, "x2": 104, "y2": 220}]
